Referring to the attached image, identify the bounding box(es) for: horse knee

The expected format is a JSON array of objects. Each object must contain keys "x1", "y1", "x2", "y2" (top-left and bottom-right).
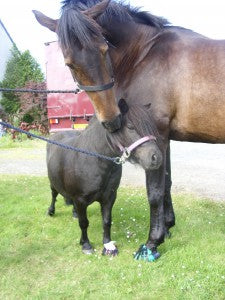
[
  {"x1": 148, "y1": 190, "x2": 164, "y2": 207},
  {"x1": 103, "y1": 218, "x2": 111, "y2": 228}
]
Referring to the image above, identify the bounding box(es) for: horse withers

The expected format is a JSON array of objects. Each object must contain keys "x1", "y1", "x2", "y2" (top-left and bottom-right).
[{"x1": 46, "y1": 99, "x2": 162, "y2": 256}]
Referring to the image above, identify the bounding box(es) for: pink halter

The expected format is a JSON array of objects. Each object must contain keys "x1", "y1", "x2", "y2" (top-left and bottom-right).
[{"x1": 116, "y1": 135, "x2": 156, "y2": 164}]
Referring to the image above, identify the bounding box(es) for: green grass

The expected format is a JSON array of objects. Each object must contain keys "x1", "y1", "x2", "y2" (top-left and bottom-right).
[
  {"x1": 0, "y1": 175, "x2": 224, "y2": 299},
  {"x1": 0, "y1": 132, "x2": 46, "y2": 149}
]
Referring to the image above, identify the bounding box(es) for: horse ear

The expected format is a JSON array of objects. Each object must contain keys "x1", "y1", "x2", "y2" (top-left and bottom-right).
[
  {"x1": 32, "y1": 10, "x2": 58, "y2": 32},
  {"x1": 144, "y1": 103, "x2": 152, "y2": 110},
  {"x1": 118, "y1": 99, "x2": 129, "y2": 115},
  {"x1": 83, "y1": 0, "x2": 111, "y2": 19}
]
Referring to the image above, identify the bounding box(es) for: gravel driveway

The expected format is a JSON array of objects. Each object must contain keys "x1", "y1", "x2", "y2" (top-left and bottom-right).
[
  {"x1": 0, "y1": 141, "x2": 224, "y2": 201},
  {"x1": 122, "y1": 142, "x2": 225, "y2": 201}
]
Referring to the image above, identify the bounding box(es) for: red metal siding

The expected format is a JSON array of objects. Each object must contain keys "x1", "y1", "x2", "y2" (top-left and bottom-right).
[{"x1": 45, "y1": 41, "x2": 94, "y2": 132}]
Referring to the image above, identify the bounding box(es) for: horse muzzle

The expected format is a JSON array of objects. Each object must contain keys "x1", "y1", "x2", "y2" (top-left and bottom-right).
[
  {"x1": 136, "y1": 145, "x2": 163, "y2": 171},
  {"x1": 102, "y1": 114, "x2": 122, "y2": 132}
]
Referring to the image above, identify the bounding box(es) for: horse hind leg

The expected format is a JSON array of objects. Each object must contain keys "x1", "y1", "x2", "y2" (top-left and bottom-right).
[
  {"x1": 48, "y1": 186, "x2": 58, "y2": 216},
  {"x1": 76, "y1": 200, "x2": 93, "y2": 254},
  {"x1": 72, "y1": 203, "x2": 78, "y2": 219},
  {"x1": 64, "y1": 197, "x2": 78, "y2": 218}
]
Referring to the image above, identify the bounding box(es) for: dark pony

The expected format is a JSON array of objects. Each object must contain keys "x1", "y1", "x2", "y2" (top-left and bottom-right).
[{"x1": 46, "y1": 100, "x2": 162, "y2": 255}]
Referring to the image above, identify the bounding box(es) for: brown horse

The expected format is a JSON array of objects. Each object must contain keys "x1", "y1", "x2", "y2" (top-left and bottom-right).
[{"x1": 33, "y1": 0, "x2": 225, "y2": 257}]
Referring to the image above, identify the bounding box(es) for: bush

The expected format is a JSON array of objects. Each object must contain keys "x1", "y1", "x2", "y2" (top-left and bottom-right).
[{"x1": 0, "y1": 45, "x2": 44, "y2": 118}]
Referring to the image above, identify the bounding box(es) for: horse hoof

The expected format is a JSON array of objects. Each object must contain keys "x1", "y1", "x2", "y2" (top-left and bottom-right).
[
  {"x1": 102, "y1": 247, "x2": 119, "y2": 256},
  {"x1": 47, "y1": 210, "x2": 55, "y2": 216},
  {"x1": 151, "y1": 250, "x2": 160, "y2": 260},
  {"x1": 102, "y1": 241, "x2": 118, "y2": 256},
  {"x1": 82, "y1": 242, "x2": 94, "y2": 255},
  {"x1": 82, "y1": 248, "x2": 94, "y2": 255},
  {"x1": 134, "y1": 244, "x2": 160, "y2": 262}
]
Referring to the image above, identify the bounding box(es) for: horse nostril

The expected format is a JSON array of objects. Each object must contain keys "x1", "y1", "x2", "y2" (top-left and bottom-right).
[
  {"x1": 152, "y1": 154, "x2": 157, "y2": 163},
  {"x1": 102, "y1": 114, "x2": 122, "y2": 132},
  {"x1": 102, "y1": 121, "x2": 114, "y2": 132}
]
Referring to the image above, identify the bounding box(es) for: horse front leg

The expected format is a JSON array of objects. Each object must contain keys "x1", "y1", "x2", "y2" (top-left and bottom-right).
[
  {"x1": 164, "y1": 143, "x2": 175, "y2": 237},
  {"x1": 146, "y1": 164, "x2": 166, "y2": 253},
  {"x1": 134, "y1": 164, "x2": 165, "y2": 262},
  {"x1": 100, "y1": 190, "x2": 118, "y2": 256}
]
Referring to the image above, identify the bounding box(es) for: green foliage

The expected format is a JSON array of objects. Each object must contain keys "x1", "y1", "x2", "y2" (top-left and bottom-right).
[
  {"x1": 17, "y1": 81, "x2": 48, "y2": 129},
  {"x1": 0, "y1": 175, "x2": 224, "y2": 299},
  {"x1": 0, "y1": 45, "x2": 44, "y2": 116},
  {"x1": 22, "y1": 113, "x2": 34, "y2": 123}
]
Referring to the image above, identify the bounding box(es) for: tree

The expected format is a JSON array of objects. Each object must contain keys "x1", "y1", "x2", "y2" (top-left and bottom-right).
[
  {"x1": 16, "y1": 81, "x2": 48, "y2": 132},
  {"x1": 0, "y1": 45, "x2": 44, "y2": 119}
]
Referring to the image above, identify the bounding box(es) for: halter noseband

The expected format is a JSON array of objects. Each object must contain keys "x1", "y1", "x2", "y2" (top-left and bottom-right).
[
  {"x1": 115, "y1": 135, "x2": 156, "y2": 165},
  {"x1": 78, "y1": 78, "x2": 114, "y2": 92}
]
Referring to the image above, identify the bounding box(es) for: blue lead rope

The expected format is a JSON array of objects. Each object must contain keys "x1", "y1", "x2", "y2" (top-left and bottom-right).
[{"x1": 0, "y1": 121, "x2": 121, "y2": 164}]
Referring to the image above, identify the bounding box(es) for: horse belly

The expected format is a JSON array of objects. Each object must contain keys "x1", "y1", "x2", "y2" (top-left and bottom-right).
[
  {"x1": 171, "y1": 55, "x2": 225, "y2": 141},
  {"x1": 171, "y1": 96, "x2": 225, "y2": 143}
]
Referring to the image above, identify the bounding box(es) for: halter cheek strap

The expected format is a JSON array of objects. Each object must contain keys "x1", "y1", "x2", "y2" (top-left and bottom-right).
[
  {"x1": 77, "y1": 52, "x2": 115, "y2": 92},
  {"x1": 115, "y1": 135, "x2": 156, "y2": 164}
]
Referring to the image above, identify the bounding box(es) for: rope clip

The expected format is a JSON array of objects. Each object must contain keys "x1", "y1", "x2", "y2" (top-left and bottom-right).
[{"x1": 114, "y1": 148, "x2": 131, "y2": 165}]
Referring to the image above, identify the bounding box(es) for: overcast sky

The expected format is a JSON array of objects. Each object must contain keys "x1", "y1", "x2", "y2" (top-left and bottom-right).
[{"x1": 1, "y1": 0, "x2": 225, "y2": 72}]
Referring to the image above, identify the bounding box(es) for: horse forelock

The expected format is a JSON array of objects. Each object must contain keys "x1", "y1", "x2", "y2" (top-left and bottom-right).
[
  {"x1": 58, "y1": 2, "x2": 103, "y2": 50},
  {"x1": 127, "y1": 105, "x2": 160, "y2": 139}
]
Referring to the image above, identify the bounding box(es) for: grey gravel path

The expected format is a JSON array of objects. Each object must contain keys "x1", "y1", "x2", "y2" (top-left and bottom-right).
[
  {"x1": 122, "y1": 141, "x2": 225, "y2": 201},
  {"x1": 0, "y1": 141, "x2": 224, "y2": 201}
]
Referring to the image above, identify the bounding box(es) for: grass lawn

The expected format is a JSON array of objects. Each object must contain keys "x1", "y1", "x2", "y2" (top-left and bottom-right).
[
  {"x1": 0, "y1": 175, "x2": 224, "y2": 299},
  {"x1": 0, "y1": 132, "x2": 45, "y2": 149}
]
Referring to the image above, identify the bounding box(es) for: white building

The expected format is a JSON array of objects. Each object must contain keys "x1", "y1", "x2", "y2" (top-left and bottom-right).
[{"x1": 0, "y1": 19, "x2": 15, "y2": 82}]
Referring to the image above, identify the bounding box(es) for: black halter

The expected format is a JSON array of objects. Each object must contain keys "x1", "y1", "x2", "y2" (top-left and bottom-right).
[
  {"x1": 77, "y1": 49, "x2": 115, "y2": 92},
  {"x1": 78, "y1": 78, "x2": 114, "y2": 92}
]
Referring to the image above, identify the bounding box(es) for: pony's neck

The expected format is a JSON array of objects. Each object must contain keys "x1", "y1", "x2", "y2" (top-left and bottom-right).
[
  {"x1": 74, "y1": 117, "x2": 119, "y2": 158},
  {"x1": 107, "y1": 21, "x2": 160, "y2": 84}
]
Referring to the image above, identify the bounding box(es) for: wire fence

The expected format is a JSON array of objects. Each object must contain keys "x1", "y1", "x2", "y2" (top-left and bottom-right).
[
  {"x1": 0, "y1": 87, "x2": 123, "y2": 165},
  {"x1": 0, "y1": 87, "x2": 81, "y2": 94}
]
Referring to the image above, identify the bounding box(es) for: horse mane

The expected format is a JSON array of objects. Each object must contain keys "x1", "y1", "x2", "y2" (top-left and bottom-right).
[{"x1": 59, "y1": 0, "x2": 169, "y2": 49}]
